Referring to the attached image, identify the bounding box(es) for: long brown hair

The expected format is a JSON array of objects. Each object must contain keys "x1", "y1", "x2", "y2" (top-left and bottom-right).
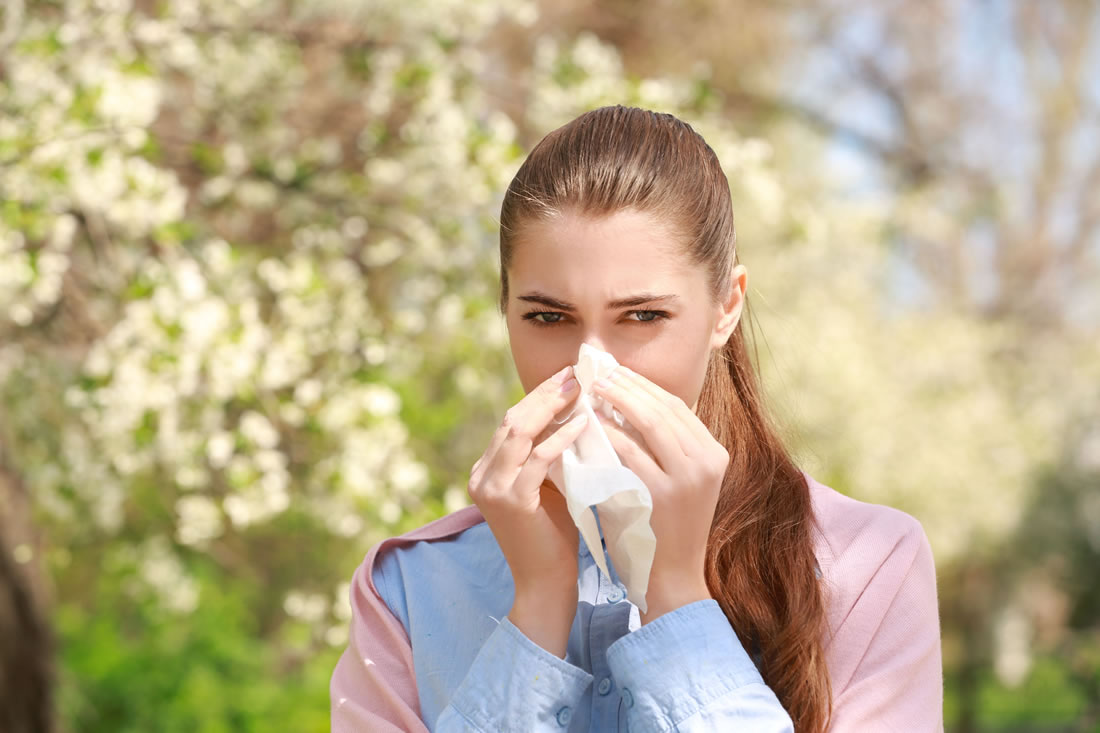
[{"x1": 498, "y1": 105, "x2": 831, "y2": 732}]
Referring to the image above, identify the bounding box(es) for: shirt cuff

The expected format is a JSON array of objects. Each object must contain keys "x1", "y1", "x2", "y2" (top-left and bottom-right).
[
  {"x1": 444, "y1": 616, "x2": 593, "y2": 733},
  {"x1": 605, "y1": 599, "x2": 776, "y2": 733}
]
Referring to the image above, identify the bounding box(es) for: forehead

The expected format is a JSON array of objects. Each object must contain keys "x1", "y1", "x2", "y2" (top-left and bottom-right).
[{"x1": 509, "y1": 208, "x2": 701, "y2": 290}]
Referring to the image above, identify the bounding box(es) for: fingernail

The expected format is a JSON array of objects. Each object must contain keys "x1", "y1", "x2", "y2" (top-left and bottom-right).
[
  {"x1": 572, "y1": 413, "x2": 588, "y2": 424},
  {"x1": 594, "y1": 377, "x2": 611, "y2": 390},
  {"x1": 560, "y1": 377, "x2": 577, "y2": 393},
  {"x1": 554, "y1": 365, "x2": 572, "y2": 383}
]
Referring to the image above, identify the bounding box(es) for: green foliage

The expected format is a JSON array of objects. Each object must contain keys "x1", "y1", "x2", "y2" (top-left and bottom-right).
[
  {"x1": 56, "y1": 560, "x2": 334, "y2": 733},
  {"x1": 943, "y1": 656, "x2": 1093, "y2": 731}
]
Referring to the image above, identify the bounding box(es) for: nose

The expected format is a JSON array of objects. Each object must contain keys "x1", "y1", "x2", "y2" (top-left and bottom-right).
[{"x1": 581, "y1": 337, "x2": 608, "y2": 354}]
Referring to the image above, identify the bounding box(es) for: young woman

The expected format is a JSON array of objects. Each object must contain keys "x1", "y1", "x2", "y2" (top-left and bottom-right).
[{"x1": 331, "y1": 105, "x2": 943, "y2": 732}]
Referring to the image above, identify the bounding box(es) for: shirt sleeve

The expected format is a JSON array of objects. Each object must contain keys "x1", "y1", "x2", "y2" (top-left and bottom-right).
[
  {"x1": 605, "y1": 599, "x2": 794, "y2": 733},
  {"x1": 826, "y1": 516, "x2": 944, "y2": 732},
  {"x1": 332, "y1": 545, "x2": 594, "y2": 733},
  {"x1": 436, "y1": 616, "x2": 594, "y2": 732},
  {"x1": 330, "y1": 549, "x2": 430, "y2": 733}
]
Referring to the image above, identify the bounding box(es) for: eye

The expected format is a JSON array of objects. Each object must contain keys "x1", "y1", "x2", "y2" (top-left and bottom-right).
[
  {"x1": 520, "y1": 310, "x2": 670, "y2": 327},
  {"x1": 628, "y1": 310, "x2": 669, "y2": 323},
  {"x1": 521, "y1": 310, "x2": 566, "y2": 326}
]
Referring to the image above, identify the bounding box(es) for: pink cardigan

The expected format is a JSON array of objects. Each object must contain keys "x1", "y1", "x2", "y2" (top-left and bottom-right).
[{"x1": 331, "y1": 475, "x2": 944, "y2": 731}]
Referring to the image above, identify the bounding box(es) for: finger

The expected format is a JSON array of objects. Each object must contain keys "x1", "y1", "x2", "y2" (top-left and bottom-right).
[
  {"x1": 469, "y1": 455, "x2": 486, "y2": 487},
  {"x1": 513, "y1": 412, "x2": 589, "y2": 494},
  {"x1": 591, "y1": 372, "x2": 693, "y2": 471},
  {"x1": 535, "y1": 401, "x2": 585, "y2": 445},
  {"x1": 605, "y1": 369, "x2": 731, "y2": 494},
  {"x1": 469, "y1": 449, "x2": 500, "y2": 491},
  {"x1": 613, "y1": 365, "x2": 716, "y2": 449},
  {"x1": 492, "y1": 367, "x2": 582, "y2": 474},
  {"x1": 478, "y1": 365, "x2": 579, "y2": 483},
  {"x1": 597, "y1": 412, "x2": 657, "y2": 464},
  {"x1": 599, "y1": 416, "x2": 666, "y2": 491}
]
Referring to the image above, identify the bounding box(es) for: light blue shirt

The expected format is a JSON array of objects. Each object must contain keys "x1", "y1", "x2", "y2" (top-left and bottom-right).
[{"x1": 372, "y1": 513, "x2": 794, "y2": 732}]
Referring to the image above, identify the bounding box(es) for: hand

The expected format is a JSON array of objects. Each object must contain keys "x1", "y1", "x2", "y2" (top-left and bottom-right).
[
  {"x1": 467, "y1": 365, "x2": 588, "y2": 656},
  {"x1": 590, "y1": 365, "x2": 727, "y2": 624}
]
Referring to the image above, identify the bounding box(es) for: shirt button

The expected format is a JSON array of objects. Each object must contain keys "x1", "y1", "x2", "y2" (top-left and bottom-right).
[
  {"x1": 579, "y1": 542, "x2": 590, "y2": 558},
  {"x1": 556, "y1": 705, "x2": 573, "y2": 727},
  {"x1": 597, "y1": 677, "x2": 613, "y2": 696},
  {"x1": 621, "y1": 686, "x2": 634, "y2": 708},
  {"x1": 606, "y1": 585, "x2": 625, "y2": 603}
]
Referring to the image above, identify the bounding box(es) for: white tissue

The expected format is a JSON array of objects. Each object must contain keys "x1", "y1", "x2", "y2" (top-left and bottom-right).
[{"x1": 547, "y1": 344, "x2": 656, "y2": 612}]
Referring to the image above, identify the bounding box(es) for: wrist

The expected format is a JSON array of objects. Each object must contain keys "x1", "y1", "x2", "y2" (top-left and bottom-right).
[
  {"x1": 513, "y1": 571, "x2": 577, "y2": 607},
  {"x1": 640, "y1": 575, "x2": 711, "y2": 625},
  {"x1": 509, "y1": 589, "x2": 577, "y2": 658}
]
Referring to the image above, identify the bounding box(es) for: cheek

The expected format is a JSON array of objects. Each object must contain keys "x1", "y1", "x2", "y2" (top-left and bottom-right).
[
  {"x1": 508, "y1": 323, "x2": 562, "y2": 394},
  {"x1": 630, "y1": 363, "x2": 703, "y2": 409},
  {"x1": 625, "y1": 337, "x2": 712, "y2": 409}
]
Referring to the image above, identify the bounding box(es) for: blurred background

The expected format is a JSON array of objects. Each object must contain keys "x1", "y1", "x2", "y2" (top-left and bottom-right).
[{"x1": 1, "y1": 0, "x2": 1098, "y2": 730}]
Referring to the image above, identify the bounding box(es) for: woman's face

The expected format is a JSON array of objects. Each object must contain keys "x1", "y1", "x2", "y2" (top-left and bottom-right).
[{"x1": 505, "y1": 208, "x2": 746, "y2": 412}]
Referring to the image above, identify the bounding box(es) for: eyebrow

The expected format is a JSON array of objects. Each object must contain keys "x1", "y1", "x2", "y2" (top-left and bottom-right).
[{"x1": 516, "y1": 291, "x2": 681, "y2": 311}]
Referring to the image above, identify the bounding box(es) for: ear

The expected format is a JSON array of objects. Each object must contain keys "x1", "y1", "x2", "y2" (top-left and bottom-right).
[{"x1": 709, "y1": 264, "x2": 748, "y2": 350}]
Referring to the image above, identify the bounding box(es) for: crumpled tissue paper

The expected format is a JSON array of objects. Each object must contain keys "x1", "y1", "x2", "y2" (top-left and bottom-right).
[{"x1": 547, "y1": 343, "x2": 656, "y2": 612}]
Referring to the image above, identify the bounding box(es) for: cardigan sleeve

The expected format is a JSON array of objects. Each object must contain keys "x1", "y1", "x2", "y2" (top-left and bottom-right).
[
  {"x1": 824, "y1": 511, "x2": 944, "y2": 732},
  {"x1": 330, "y1": 548, "x2": 430, "y2": 733}
]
